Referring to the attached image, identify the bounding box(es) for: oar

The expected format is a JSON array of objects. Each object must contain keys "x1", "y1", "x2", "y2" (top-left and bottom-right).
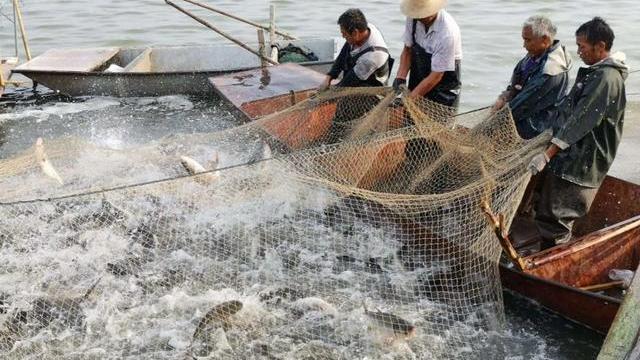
[
  {"x1": 179, "y1": 0, "x2": 298, "y2": 40},
  {"x1": 165, "y1": 0, "x2": 278, "y2": 66}
]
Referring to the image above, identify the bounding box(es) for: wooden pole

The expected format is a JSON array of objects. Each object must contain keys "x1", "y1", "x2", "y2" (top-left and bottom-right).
[
  {"x1": 12, "y1": 0, "x2": 32, "y2": 61},
  {"x1": 165, "y1": 0, "x2": 277, "y2": 65},
  {"x1": 481, "y1": 201, "x2": 528, "y2": 271},
  {"x1": 598, "y1": 265, "x2": 640, "y2": 360},
  {"x1": 179, "y1": 0, "x2": 298, "y2": 40},
  {"x1": 579, "y1": 281, "x2": 625, "y2": 292},
  {"x1": 13, "y1": 2, "x2": 18, "y2": 57},
  {"x1": 257, "y1": 29, "x2": 267, "y2": 69},
  {"x1": 269, "y1": 5, "x2": 279, "y2": 62}
]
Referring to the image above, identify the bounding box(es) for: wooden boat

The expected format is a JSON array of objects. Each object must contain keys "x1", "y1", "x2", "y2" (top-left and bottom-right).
[
  {"x1": 501, "y1": 176, "x2": 640, "y2": 334},
  {"x1": 11, "y1": 39, "x2": 338, "y2": 97},
  {"x1": 211, "y1": 65, "x2": 640, "y2": 334}
]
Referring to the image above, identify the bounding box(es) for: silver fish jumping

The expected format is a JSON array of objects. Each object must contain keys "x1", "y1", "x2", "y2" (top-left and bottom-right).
[
  {"x1": 34, "y1": 137, "x2": 64, "y2": 185},
  {"x1": 180, "y1": 153, "x2": 219, "y2": 184},
  {"x1": 363, "y1": 301, "x2": 416, "y2": 338}
]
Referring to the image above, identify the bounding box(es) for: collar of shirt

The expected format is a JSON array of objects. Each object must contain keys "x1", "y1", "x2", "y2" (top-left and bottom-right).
[
  {"x1": 424, "y1": 11, "x2": 443, "y2": 36},
  {"x1": 350, "y1": 29, "x2": 372, "y2": 54},
  {"x1": 350, "y1": 23, "x2": 383, "y2": 55}
]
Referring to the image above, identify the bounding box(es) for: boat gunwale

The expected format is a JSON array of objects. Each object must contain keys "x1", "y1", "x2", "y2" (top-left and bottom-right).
[
  {"x1": 522, "y1": 213, "x2": 640, "y2": 269},
  {"x1": 500, "y1": 263, "x2": 623, "y2": 305},
  {"x1": 11, "y1": 60, "x2": 334, "y2": 77}
]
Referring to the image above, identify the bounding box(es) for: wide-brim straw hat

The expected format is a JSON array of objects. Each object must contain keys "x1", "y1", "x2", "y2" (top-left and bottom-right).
[{"x1": 400, "y1": 0, "x2": 447, "y2": 19}]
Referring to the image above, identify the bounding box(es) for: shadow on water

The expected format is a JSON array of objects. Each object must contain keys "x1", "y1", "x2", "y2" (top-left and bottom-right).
[{"x1": 503, "y1": 290, "x2": 603, "y2": 360}]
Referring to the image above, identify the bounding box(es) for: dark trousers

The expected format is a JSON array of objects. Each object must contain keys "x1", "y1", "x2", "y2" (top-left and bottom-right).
[
  {"x1": 324, "y1": 95, "x2": 379, "y2": 144},
  {"x1": 534, "y1": 171, "x2": 599, "y2": 248}
]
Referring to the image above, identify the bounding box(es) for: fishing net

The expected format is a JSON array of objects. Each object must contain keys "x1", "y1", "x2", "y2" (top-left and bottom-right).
[{"x1": 0, "y1": 87, "x2": 549, "y2": 359}]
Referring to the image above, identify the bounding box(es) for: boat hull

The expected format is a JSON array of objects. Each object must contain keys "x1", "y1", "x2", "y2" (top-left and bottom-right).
[
  {"x1": 501, "y1": 176, "x2": 640, "y2": 334},
  {"x1": 16, "y1": 62, "x2": 332, "y2": 97},
  {"x1": 500, "y1": 264, "x2": 621, "y2": 334},
  {"x1": 214, "y1": 66, "x2": 640, "y2": 335},
  {"x1": 13, "y1": 41, "x2": 338, "y2": 97}
]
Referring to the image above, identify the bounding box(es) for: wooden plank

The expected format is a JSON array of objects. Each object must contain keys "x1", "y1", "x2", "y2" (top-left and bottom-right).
[
  {"x1": 209, "y1": 63, "x2": 325, "y2": 113},
  {"x1": 598, "y1": 265, "x2": 640, "y2": 359},
  {"x1": 123, "y1": 48, "x2": 153, "y2": 72},
  {"x1": 523, "y1": 222, "x2": 640, "y2": 286},
  {"x1": 14, "y1": 48, "x2": 119, "y2": 72}
]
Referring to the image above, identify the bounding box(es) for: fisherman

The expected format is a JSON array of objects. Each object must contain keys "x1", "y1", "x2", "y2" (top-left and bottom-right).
[
  {"x1": 492, "y1": 16, "x2": 572, "y2": 139},
  {"x1": 320, "y1": 8, "x2": 392, "y2": 143},
  {"x1": 320, "y1": 9, "x2": 391, "y2": 90},
  {"x1": 392, "y1": 0, "x2": 462, "y2": 178},
  {"x1": 528, "y1": 17, "x2": 628, "y2": 249},
  {"x1": 393, "y1": 0, "x2": 462, "y2": 107}
]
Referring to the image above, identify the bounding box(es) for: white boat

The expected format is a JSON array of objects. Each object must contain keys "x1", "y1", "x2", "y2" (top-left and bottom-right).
[{"x1": 12, "y1": 40, "x2": 339, "y2": 97}]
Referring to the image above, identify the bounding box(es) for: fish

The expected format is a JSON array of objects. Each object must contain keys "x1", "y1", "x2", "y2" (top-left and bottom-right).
[
  {"x1": 192, "y1": 300, "x2": 243, "y2": 341},
  {"x1": 94, "y1": 198, "x2": 127, "y2": 225},
  {"x1": 127, "y1": 224, "x2": 156, "y2": 249},
  {"x1": 259, "y1": 287, "x2": 305, "y2": 304},
  {"x1": 362, "y1": 301, "x2": 416, "y2": 338},
  {"x1": 364, "y1": 257, "x2": 385, "y2": 274},
  {"x1": 34, "y1": 137, "x2": 64, "y2": 185},
  {"x1": 290, "y1": 297, "x2": 336, "y2": 318},
  {"x1": 106, "y1": 253, "x2": 151, "y2": 277},
  {"x1": 247, "y1": 141, "x2": 273, "y2": 166},
  {"x1": 1, "y1": 277, "x2": 102, "y2": 341},
  {"x1": 180, "y1": 155, "x2": 207, "y2": 174},
  {"x1": 180, "y1": 154, "x2": 219, "y2": 184}
]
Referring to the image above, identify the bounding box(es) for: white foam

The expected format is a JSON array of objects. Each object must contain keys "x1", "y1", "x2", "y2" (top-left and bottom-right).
[{"x1": 0, "y1": 97, "x2": 120, "y2": 123}]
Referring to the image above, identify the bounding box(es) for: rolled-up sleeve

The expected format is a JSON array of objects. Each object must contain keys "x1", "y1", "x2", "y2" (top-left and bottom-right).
[
  {"x1": 430, "y1": 34, "x2": 456, "y2": 72},
  {"x1": 402, "y1": 18, "x2": 414, "y2": 47}
]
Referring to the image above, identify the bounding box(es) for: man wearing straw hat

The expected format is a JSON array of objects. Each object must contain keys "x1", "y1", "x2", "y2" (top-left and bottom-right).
[{"x1": 393, "y1": 0, "x2": 462, "y2": 107}]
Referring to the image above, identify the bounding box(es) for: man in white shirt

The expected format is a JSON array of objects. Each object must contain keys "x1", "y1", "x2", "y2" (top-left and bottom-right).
[
  {"x1": 321, "y1": 8, "x2": 392, "y2": 89},
  {"x1": 321, "y1": 9, "x2": 393, "y2": 143},
  {"x1": 393, "y1": 0, "x2": 462, "y2": 107}
]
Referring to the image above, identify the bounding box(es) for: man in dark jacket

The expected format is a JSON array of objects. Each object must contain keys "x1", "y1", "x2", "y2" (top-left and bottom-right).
[
  {"x1": 529, "y1": 17, "x2": 628, "y2": 248},
  {"x1": 493, "y1": 15, "x2": 572, "y2": 139},
  {"x1": 320, "y1": 9, "x2": 392, "y2": 143}
]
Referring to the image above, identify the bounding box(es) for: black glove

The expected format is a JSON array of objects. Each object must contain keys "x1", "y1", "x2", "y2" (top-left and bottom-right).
[{"x1": 392, "y1": 78, "x2": 406, "y2": 91}]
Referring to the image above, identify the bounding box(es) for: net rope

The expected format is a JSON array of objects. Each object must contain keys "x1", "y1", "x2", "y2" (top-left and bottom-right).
[{"x1": 0, "y1": 87, "x2": 549, "y2": 359}]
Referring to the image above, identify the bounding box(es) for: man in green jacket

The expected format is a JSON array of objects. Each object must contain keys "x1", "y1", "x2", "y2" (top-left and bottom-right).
[{"x1": 528, "y1": 17, "x2": 628, "y2": 248}]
